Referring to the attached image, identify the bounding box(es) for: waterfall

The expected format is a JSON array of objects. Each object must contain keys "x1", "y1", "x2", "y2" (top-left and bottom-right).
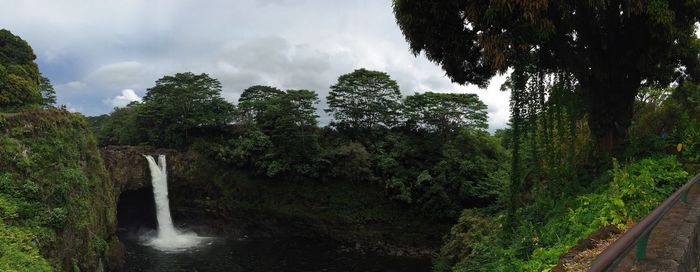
[
  {"x1": 145, "y1": 155, "x2": 177, "y2": 239},
  {"x1": 143, "y1": 154, "x2": 206, "y2": 251}
]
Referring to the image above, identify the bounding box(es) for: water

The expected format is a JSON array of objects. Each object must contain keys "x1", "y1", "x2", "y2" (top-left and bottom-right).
[
  {"x1": 131, "y1": 155, "x2": 431, "y2": 271},
  {"x1": 143, "y1": 155, "x2": 206, "y2": 251},
  {"x1": 120, "y1": 235, "x2": 431, "y2": 272}
]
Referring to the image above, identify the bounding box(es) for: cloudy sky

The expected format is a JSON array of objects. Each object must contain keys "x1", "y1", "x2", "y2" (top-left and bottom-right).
[{"x1": 0, "y1": 0, "x2": 511, "y2": 131}]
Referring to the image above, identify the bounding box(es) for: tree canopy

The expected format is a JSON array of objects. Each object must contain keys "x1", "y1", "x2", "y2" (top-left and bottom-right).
[
  {"x1": 257, "y1": 89, "x2": 322, "y2": 177},
  {"x1": 39, "y1": 73, "x2": 56, "y2": 107},
  {"x1": 404, "y1": 92, "x2": 488, "y2": 137},
  {"x1": 238, "y1": 85, "x2": 285, "y2": 124},
  {"x1": 0, "y1": 29, "x2": 42, "y2": 111},
  {"x1": 393, "y1": 0, "x2": 700, "y2": 154},
  {"x1": 138, "y1": 72, "x2": 235, "y2": 147},
  {"x1": 326, "y1": 68, "x2": 403, "y2": 131}
]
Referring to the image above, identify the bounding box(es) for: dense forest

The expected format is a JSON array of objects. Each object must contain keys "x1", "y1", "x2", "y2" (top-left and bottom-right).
[
  {"x1": 2, "y1": 0, "x2": 700, "y2": 271},
  {"x1": 394, "y1": 0, "x2": 700, "y2": 270},
  {"x1": 87, "y1": 69, "x2": 508, "y2": 220}
]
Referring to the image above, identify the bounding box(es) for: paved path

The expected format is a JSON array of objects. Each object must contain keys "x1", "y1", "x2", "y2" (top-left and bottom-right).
[{"x1": 613, "y1": 183, "x2": 700, "y2": 271}]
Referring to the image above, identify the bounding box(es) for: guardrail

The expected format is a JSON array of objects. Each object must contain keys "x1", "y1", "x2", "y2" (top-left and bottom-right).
[{"x1": 589, "y1": 172, "x2": 700, "y2": 271}]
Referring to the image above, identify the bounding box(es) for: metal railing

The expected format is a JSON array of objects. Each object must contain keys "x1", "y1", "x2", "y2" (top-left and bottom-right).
[{"x1": 589, "y1": 172, "x2": 700, "y2": 271}]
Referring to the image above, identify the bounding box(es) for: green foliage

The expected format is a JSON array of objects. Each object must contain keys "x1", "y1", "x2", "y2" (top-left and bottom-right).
[
  {"x1": 438, "y1": 156, "x2": 689, "y2": 271},
  {"x1": 38, "y1": 74, "x2": 56, "y2": 107},
  {"x1": 0, "y1": 29, "x2": 42, "y2": 111},
  {"x1": 138, "y1": 72, "x2": 235, "y2": 148},
  {"x1": 238, "y1": 85, "x2": 284, "y2": 124},
  {"x1": 71, "y1": 258, "x2": 79, "y2": 272},
  {"x1": 0, "y1": 109, "x2": 116, "y2": 271},
  {"x1": 46, "y1": 208, "x2": 68, "y2": 230},
  {"x1": 326, "y1": 142, "x2": 373, "y2": 183},
  {"x1": 404, "y1": 92, "x2": 488, "y2": 135},
  {"x1": 365, "y1": 128, "x2": 508, "y2": 219},
  {"x1": 91, "y1": 104, "x2": 143, "y2": 145},
  {"x1": 201, "y1": 128, "x2": 272, "y2": 168},
  {"x1": 393, "y1": 0, "x2": 700, "y2": 153},
  {"x1": 627, "y1": 83, "x2": 700, "y2": 163},
  {"x1": 326, "y1": 68, "x2": 403, "y2": 131},
  {"x1": 0, "y1": 222, "x2": 52, "y2": 272},
  {"x1": 667, "y1": 82, "x2": 700, "y2": 163},
  {"x1": 253, "y1": 89, "x2": 323, "y2": 178},
  {"x1": 195, "y1": 88, "x2": 324, "y2": 179},
  {"x1": 93, "y1": 73, "x2": 236, "y2": 148},
  {"x1": 89, "y1": 69, "x2": 505, "y2": 221},
  {"x1": 181, "y1": 165, "x2": 450, "y2": 253},
  {"x1": 420, "y1": 129, "x2": 508, "y2": 217},
  {"x1": 435, "y1": 209, "x2": 507, "y2": 272}
]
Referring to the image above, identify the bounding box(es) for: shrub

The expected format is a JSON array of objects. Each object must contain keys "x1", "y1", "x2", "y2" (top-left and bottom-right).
[
  {"x1": 46, "y1": 207, "x2": 68, "y2": 230},
  {"x1": 438, "y1": 155, "x2": 689, "y2": 271}
]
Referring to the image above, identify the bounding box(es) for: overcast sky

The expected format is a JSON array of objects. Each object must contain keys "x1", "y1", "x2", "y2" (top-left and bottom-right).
[{"x1": 0, "y1": 0, "x2": 511, "y2": 131}]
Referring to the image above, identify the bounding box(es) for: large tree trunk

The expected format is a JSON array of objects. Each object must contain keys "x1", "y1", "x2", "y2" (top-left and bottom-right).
[{"x1": 583, "y1": 79, "x2": 639, "y2": 157}]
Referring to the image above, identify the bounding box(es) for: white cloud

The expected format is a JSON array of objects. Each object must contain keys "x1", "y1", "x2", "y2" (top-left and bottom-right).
[
  {"x1": 0, "y1": 0, "x2": 512, "y2": 130},
  {"x1": 106, "y1": 89, "x2": 142, "y2": 108},
  {"x1": 88, "y1": 61, "x2": 149, "y2": 87}
]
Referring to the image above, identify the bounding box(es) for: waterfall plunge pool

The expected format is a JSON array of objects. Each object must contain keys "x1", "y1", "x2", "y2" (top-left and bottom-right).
[
  {"x1": 118, "y1": 234, "x2": 431, "y2": 272},
  {"x1": 115, "y1": 154, "x2": 431, "y2": 271}
]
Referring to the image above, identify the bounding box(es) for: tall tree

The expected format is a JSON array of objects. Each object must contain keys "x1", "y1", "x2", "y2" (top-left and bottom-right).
[
  {"x1": 404, "y1": 92, "x2": 488, "y2": 138},
  {"x1": 393, "y1": 0, "x2": 700, "y2": 154},
  {"x1": 139, "y1": 72, "x2": 235, "y2": 147},
  {"x1": 238, "y1": 85, "x2": 284, "y2": 124},
  {"x1": 0, "y1": 29, "x2": 42, "y2": 111},
  {"x1": 258, "y1": 89, "x2": 322, "y2": 177},
  {"x1": 39, "y1": 73, "x2": 56, "y2": 107},
  {"x1": 326, "y1": 68, "x2": 403, "y2": 131}
]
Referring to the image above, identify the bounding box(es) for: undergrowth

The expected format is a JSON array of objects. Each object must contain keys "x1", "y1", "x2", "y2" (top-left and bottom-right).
[
  {"x1": 0, "y1": 108, "x2": 116, "y2": 271},
  {"x1": 436, "y1": 155, "x2": 689, "y2": 271}
]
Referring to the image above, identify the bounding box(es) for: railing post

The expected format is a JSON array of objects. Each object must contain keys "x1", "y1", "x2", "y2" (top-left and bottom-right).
[
  {"x1": 681, "y1": 189, "x2": 689, "y2": 203},
  {"x1": 635, "y1": 233, "x2": 650, "y2": 261}
]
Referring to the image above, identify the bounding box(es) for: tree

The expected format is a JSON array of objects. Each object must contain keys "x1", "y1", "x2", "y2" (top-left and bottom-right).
[
  {"x1": 95, "y1": 102, "x2": 144, "y2": 145},
  {"x1": 393, "y1": 0, "x2": 700, "y2": 154},
  {"x1": 404, "y1": 92, "x2": 488, "y2": 138},
  {"x1": 139, "y1": 72, "x2": 235, "y2": 147},
  {"x1": 260, "y1": 89, "x2": 319, "y2": 144},
  {"x1": 258, "y1": 89, "x2": 322, "y2": 177},
  {"x1": 39, "y1": 74, "x2": 56, "y2": 107},
  {"x1": 238, "y1": 85, "x2": 284, "y2": 124},
  {"x1": 326, "y1": 68, "x2": 403, "y2": 131},
  {"x1": 0, "y1": 29, "x2": 42, "y2": 111}
]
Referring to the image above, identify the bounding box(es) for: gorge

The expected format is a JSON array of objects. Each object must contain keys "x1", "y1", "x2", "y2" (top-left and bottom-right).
[{"x1": 111, "y1": 150, "x2": 429, "y2": 271}]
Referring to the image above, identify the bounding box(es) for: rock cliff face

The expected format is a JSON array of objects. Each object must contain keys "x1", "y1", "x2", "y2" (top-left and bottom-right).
[
  {"x1": 101, "y1": 146, "x2": 226, "y2": 235},
  {"x1": 101, "y1": 146, "x2": 151, "y2": 194},
  {"x1": 101, "y1": 146, "x2": 195, "y2": 197}
]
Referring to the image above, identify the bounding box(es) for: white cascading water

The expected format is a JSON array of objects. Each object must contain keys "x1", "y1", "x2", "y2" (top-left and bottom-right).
[{"x1": 143, "y1": 154, "x2": 206, "y2": 251}]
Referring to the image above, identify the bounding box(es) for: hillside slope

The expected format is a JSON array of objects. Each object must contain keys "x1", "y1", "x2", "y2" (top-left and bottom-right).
[{"x1": 0, "y1": 109, "x2": 120, "y2": 271}]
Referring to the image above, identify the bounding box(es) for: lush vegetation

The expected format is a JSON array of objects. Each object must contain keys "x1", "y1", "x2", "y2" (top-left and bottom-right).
[
  {"x1": 392, "y1": 2, "x2": 700, "y2": 271},
  {"x1": 0, "y1": 30, "x2": 116, "y2": 272},
  {"x1": 426, "y1": 71, "x2": 700, "y2": 272},
  {"x1": 0, "y1": 109, "x2": 117, "y2": 271},
  {"x1": 435, "y1": 156, "x2": 689, "y2": 271},
  {"x1": 90, "y1": 68, "x2": 506, "y2": 221},
  {"x1": 2, "y1": 1, "x2": 700, "y2": 269},
  {"x1": 84, "y1": 61, "x2": 700, "y2": 272},
  {"x1": 0, "y1": 29, "x2": 43, "y2": 111},
  {"x1": 393, "y1": 0, "x2": 700, "y2": 155},
  {"x1": 165, "y1": 161, "x2": 449, "y2": 252}
]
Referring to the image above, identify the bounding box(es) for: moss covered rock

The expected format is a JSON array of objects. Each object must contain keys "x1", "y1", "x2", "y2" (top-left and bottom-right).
[{"x1": 0, "y1": 109, "x2": 119, "y2": 271}]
